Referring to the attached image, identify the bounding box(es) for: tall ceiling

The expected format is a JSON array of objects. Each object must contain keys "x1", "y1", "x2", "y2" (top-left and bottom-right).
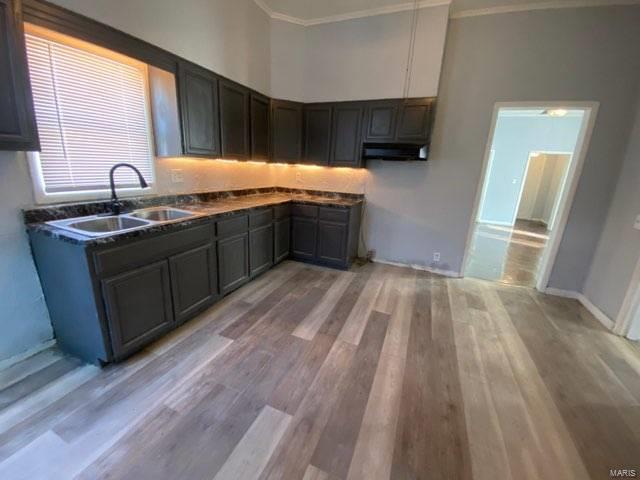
[{"x1": 257, "y1": 0, "x2": 635, "y2": 23}]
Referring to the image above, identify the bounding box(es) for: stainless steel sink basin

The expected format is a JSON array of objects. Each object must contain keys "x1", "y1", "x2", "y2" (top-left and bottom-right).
[
  {"x1": 67, "y1": 216, "x2": 150, "y2": 233},
  {"x1": 46, "y1": 206, "x2": 199, "y2": 238},
  {"x1": 48, "y1": 215, "x2": 153, "y2": 237},
  {"x1": 129, "y1": 207, "x2": 195, "y2": 222}
]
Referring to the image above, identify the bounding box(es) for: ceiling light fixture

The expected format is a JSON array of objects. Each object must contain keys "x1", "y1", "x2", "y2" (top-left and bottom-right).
[{"x1": 545, "y1": 109, "x2": 568, "y2": 117}]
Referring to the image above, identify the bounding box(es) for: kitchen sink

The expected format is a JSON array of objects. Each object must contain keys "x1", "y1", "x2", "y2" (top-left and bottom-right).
[
  {"x1": 129, "y1": 207, "x2": 196, "y2": 222},
  {"x1": 46, "y1": 205, "x2": 198, "y2": 237},
  {"x1": 67, "y1": 216, "x2": 150, "y2": 233},
  {"x1": 48, "y1": 215, "x2": 152, "y2": 237}
]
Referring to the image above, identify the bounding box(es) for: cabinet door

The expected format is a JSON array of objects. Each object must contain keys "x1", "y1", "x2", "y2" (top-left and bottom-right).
[
  {"x1": 330, "y1": 103, "x2": 364, "y2": 167},
  {"x1": 250, "y1": 224, "x2": 274, "y2": 277},
  {"x1": 291, "y1": 217, "x2": 317, "y2": 260},
  {"x1": 303, "y1": 104, "x2": 332, "y2": 165},
  {"x1": 395, "y1": 98, "x2": 433, "y2": 143},
  {"x1": 218, "y1": 233, "x2": 249, "y2": 294},
  {"x1": 271, "y1": 99, "x2": 303, "y2": 163},
  {"x1": 363, "y1": 100, "x2": 398, "y2": 143},
  {"x1": 219, "y1": 80, "x2": 250, "y2": 160},
  {"x1": 0, "y1": 0, "x2": 39, "y2": 151},
  {"x1": 250, "y1": 93, "x2": 270, "y2": 160},
  {"x1": 178, "y1": 62, "x2": 220, "y2": 156},
  {"x1": 102, "y1": 260, "x2": 174, "y2": 359},
  {"x1": 274, "y1": 217, "x2": 290, "y2": 264},
  {"x1": 169, "y1": 244, "x2": 218, "y2": 323},
  {"x1": 317, "y1": 221, "x2": 348, "y2": 267}
]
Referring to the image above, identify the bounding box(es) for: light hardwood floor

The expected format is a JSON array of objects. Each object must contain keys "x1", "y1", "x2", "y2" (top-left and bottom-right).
[
  {"x1": 0, "y1": 260, "x2": 639, "y2": 479},
  {"x1": 465, "y1": 220, "x2": 550, "y2": 287}
]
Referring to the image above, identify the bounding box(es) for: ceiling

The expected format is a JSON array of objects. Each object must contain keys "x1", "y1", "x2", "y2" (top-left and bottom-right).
[{"x1": 256, "y1": 0, "x2": 638, "y2": 24}]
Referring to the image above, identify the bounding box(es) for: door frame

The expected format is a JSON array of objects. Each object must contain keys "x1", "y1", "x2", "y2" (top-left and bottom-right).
[
  {"x1": 514, "y1": 150, "x2": 573, "y2": 228},
  {"x1": 461, "y1": 101, "x2": 599, "y2": 292},
  {"x1": 614, "y1": 255, "x2": 640, "y2": 339}
]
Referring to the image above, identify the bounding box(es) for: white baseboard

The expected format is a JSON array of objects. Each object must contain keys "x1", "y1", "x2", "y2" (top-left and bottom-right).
[
  {"x1": 0, "y1": 339, "x2": 56, "y2": 372},
  {"x1": 545, "y1": 288, "x2": 615, "y2": 330},
  {"x1": 372, "y1": 258, "x2": 461, "y2": 278}
]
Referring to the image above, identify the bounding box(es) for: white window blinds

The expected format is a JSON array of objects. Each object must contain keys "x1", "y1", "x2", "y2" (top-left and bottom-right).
[{"x1": 25, "y1": 33, "x2": 154, "y2": 193}]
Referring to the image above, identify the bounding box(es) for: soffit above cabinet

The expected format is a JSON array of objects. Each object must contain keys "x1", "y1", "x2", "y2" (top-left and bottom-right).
[{"x1": 256, "y1": 0, "x2": 633, "y2": 24}]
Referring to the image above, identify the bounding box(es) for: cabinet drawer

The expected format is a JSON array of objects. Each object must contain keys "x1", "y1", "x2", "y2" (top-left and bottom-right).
[
  {"x1": 291, "y1": 204, "x2": 318, "y2": 218},
  {"x1": 249, "y1": 208, "x2": 273, "y2": 229},
  {"x1": 216, "y1": 214, "x2": 249, "y2": 238},
  {"x1": 93, "y1": 224, "x2": 212, "y2": 276},
  {"x1": 319, "y1": 207, "x2": 349, "y2": 224},
  {"x1": 274, "y1": 203, "x2": 291, "y2": 219}
]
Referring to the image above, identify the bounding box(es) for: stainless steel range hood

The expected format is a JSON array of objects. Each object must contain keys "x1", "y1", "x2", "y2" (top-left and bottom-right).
[{"x1": 362, "y1": 143, "x2": 428, "y2": 161}]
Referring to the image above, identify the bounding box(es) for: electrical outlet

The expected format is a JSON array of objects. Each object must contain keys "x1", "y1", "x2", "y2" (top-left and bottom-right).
[
  {"x1": 634, "y1": 214, "x2": 640, "y2": 231},
  {"x1": 171, "y1": 169, "x2": 184, "y2": 183},
  {"x1": 433, "y1": 252, "x2": 441, "y2": 262},
  {"x1": 295, "y1": 172, "x2": 302, "y2": 183}
]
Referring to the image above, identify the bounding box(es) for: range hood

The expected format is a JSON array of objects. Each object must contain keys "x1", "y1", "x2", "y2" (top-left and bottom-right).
[{"x1": 362, "y1": 143, "x2": 428, "y2": 161}]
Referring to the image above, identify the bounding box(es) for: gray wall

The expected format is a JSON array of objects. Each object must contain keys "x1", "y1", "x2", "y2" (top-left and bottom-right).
[
  {"x1": 583, "y1": 93, "x2": 640, "y2": 320},
  {"x1": 364, "y1": 6, "x2": 640, "y2": 288},
  {"x1": 48, "y1": 0, "x2": 272, "y2": 95},
  {"x1": 480, "y1": 114, "x2": 582, "y2": 226},
  {"x1": 0, "y1": 153, "x2": 53, "y2": 362}
]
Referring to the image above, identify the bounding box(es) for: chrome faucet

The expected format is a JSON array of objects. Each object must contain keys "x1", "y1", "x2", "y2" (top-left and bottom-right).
[{"x1": 108, "y1": 163, "x2": 149, "y2": 215}]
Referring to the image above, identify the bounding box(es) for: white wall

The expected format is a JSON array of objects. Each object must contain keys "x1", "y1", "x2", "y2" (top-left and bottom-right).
[
  {"x1": 583, "y1": 92, "x2": 640, "y2": 321},
  {"x1": 479, "y1": 114, "x2": 582, "y2": 226},
  {"x1": 270, "y1": 20, "x2": 306, "y2": 102},
  {"x1": 270, "y1": 5, "x2": 449, "y2": 102},
  {"x1": 517, "y1": 153, "x2": 570, "y2": 227},
  {"x1": 48, "y1": 0, "x2": 272, "y2": 95}
]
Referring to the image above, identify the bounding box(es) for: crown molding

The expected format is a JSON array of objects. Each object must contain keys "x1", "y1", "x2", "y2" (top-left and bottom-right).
[
  {"x1": 450, "y1": 0, "x2": 640, "y2": 19},
  {"x1": 253, "y1": 0, "x2": 451, "y2": 27}
]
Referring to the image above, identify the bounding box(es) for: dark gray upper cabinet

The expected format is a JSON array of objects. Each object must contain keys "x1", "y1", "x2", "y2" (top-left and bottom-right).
[
  {"x1": 0, "y1": 0, "x2": 39, "y2": 151},
  {"x1": 303, "y1": 104, "x2": 332, "y2": 165},
  {"x1": 219, "y1": 79, "x2": 250, "y2": 160},
  {"x1": 250, "y1": 92, "x2": 270, "y2": 161},
  {"x1": 363, "y1": 99, "x2": 399, "y2": 143},
  {"x1": 330, "y1": 102, "x2": 365, "y2": 167},
  {"x1": 169, "y1": 243, "x2": 218, "y2": 323},
  {"x1": 271, "y1": 99, "x2": 303, "y2": 163},
  {"x1": 395, "y1": 98, "x2": 433, "y2": 143},
  {"x1": 363, "y1": 97, "x2": 434, "y2": 144},
  {"x1": 177, "y1": 61, "x2": 220, "y2": 157},
  {"x1": 102, "y1": 260, "x2": 174, "y2": 360}
]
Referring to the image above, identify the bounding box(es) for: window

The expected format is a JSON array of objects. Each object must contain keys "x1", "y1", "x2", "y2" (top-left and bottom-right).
[{"x1": 25, "y1": 26, "x2": 155, "y2": 202}]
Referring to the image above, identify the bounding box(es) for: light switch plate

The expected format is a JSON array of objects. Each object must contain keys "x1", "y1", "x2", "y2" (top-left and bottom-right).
[
  {"x1": 634, "y1": 214, "x2": 640, "y2": 231},
  {"x1": 171, "y1": 169, "x2": 184, "y2": 183}
]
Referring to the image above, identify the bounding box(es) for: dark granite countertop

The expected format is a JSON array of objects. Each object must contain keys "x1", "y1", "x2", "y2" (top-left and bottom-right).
[{"x1": 25, "y1": 189, "x2": 363, "y2": 247}]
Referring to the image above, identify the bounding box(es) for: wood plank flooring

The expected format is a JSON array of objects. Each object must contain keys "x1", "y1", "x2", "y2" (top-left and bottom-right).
[{"x1": 0, "y1": 260, "x2": 639, "y2": 480}]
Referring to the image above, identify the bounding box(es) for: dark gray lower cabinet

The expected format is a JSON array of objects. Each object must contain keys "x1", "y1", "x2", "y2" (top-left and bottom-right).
[
  {"x1": 29, "y1": 201, "x2": 361, "y2": 365},
  {"x1": 218, "y1": 233, "x2": 250, "y2": 294},
  {"x1": 250, "y1": 224, "x2": 273, "y2": 277},
  {"x1": 274, "y1": 217, "x2": 290, "y2": 263},
  {"x1": 169, "y1": 244, "x2": 218, "y2": 323},
  {"x1": 317, "y1": 221, "x2": 348, "y2": 266},
  {"x1": 291, "y1": 217, "x2": 318, "y2": 260},
  {"x1": 290, "y1": 203, "x2": 361, "y2": 269},
  {"x1": 102, "y1": 260, "x2": 174, "y2": 360}
]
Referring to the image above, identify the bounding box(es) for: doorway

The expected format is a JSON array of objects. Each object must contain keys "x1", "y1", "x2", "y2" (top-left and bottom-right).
[{"x1": 463, "y1": 102, "x2": 598, "y2": 290}]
